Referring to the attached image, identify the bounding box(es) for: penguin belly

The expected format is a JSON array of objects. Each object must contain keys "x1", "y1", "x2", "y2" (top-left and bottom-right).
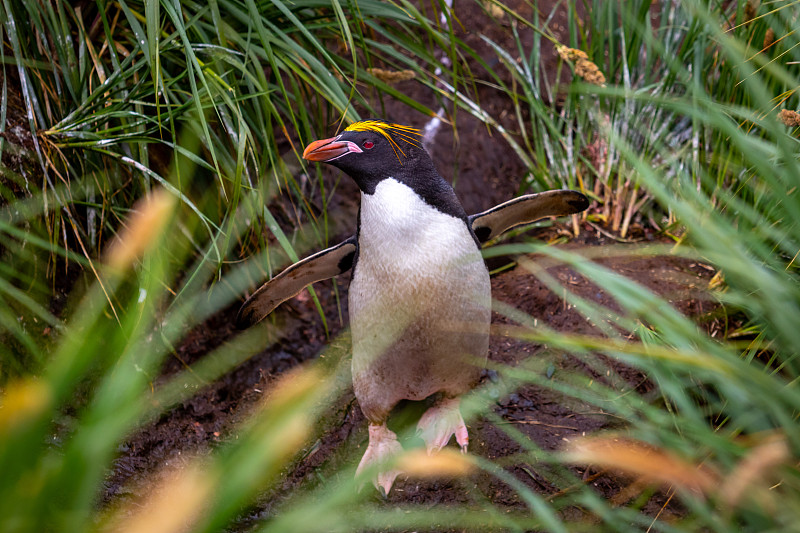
[{"x1": 349, "y1": 178, "x2": 491, "y2": 423}]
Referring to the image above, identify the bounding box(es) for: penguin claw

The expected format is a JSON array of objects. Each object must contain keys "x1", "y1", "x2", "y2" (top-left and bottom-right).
[
  {"x1": 376, "y1": 469, "x2": 400, "y2": 497},
  {"x1": 357, "y1": 424, "x2": 403, "y2": 496},
  {"x1": 417, "y1": 397, "x2": 469, "y2": 455},
  {"x1": 427, "y1": 445, "x2": 442, "y2": 456}
]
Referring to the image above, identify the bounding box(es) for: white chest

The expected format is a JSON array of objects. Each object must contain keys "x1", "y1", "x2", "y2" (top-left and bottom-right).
[
  {"x1": 350, "y1": 178, "x2": 489, "y2": 317},
  {"x1": 356, "y1": 178, "x2": 481, "y2": 278}
]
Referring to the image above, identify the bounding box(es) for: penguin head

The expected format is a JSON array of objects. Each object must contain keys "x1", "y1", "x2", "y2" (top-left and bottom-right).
[{"x1": 302, "y1": 120, "x2": 429, "y2": 193}]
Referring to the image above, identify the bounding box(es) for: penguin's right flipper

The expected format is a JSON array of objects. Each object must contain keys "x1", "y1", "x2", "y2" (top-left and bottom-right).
[
  {"x1": 469, "y1": 189, "x2": 589, "y2": 244},
  {"x1": 236, "y1": 236, "x2": 357, "y2": 329}
]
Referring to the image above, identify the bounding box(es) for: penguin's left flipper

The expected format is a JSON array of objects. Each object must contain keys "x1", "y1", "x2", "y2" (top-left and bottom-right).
[
  {"x1": 469, "y1": 189, "x2": 590, "y2": 244},
  {"x1": 236, "y1": 236, "x2": 357, "y2": 329}
]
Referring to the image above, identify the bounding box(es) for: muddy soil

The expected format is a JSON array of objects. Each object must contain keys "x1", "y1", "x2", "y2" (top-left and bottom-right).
[{"x1": 104, "y1": 226, "x2": 717, "y2": 530}]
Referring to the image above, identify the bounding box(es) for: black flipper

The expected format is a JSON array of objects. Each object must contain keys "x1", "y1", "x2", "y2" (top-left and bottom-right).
[
  {"x1": 469, "y1": 190, "x2": 589, "y2": 244},
  {"x1": 236, "y1": 236, "x2": 358, "y2": 329}
]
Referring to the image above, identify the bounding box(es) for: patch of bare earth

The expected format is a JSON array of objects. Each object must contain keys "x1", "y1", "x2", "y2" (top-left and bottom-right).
[{"x1": 104, "y1": 222, "x2": 716, "y2": 530}]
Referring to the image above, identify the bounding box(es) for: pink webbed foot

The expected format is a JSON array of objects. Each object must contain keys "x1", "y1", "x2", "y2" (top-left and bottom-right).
[
  {"x1": 356, "y1": 423, "x2": 404, "y2": 495},
  {"x1": 416, "y1": 397, "x2": 469, "y2": 455}
]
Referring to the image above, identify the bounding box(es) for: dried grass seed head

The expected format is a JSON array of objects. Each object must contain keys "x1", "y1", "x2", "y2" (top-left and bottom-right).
[
  {"x1": 556, "y1": 45, "x2": 606, "y2": 87},
  {"x1": 105, "y1": 188, "x2": 175, "y2": 272},
  {"x1": 778, "y1": 109, "x2": 800, "y2": 127},
  {"x1": 367, "y1": 68, "x2": 416, "y2": 84}
]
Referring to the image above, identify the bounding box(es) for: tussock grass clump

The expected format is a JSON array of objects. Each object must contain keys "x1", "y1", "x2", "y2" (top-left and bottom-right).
[{"x1": 450, "y1": 0, "x2": 800, "y2": 530}]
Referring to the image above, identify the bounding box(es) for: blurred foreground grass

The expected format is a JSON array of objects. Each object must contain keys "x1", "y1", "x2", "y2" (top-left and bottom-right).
[{"x1": 1, "y1": 0, "x2": 800, "y2": 531}]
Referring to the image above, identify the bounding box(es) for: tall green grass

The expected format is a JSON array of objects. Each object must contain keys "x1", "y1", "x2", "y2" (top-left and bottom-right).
[
  {"x1": 0, "y1": 0, "x2": 460, "y2": 377},
  {"x1": 468, "y1": 0, "x2": 800, "y2": 530},
  {"x1": 464, "y1": 0, "x2": 800, "y2": 238},
  {"x1": 1, "y1": 0, "x2": 799, "y2": 531},
  {"x1": 0, "y1": 0, "x2": 468, "y2": 530}
]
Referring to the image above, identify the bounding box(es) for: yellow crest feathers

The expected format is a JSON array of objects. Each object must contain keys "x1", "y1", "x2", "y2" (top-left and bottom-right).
[{"x1": 344, "y1": 120, "x2": 422, "y2": 161}]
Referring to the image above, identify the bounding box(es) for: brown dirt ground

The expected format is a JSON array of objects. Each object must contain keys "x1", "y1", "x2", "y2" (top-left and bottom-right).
[{"x1": 103, "y1": 226, "x2": 717, "y2": 530}]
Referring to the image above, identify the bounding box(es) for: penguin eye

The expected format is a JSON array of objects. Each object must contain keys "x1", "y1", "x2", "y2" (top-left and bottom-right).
[{"x1": 362, "y1": 140, "x2": 374, "y2": 149}]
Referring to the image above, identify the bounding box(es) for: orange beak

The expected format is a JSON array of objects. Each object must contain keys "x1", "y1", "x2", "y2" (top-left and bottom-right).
[{"x1": 302, "y1": 136, "x2": 363, "y2": 162}]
